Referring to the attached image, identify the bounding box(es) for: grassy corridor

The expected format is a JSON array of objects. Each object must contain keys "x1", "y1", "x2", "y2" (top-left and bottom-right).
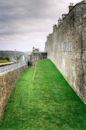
[{"x1": 0, "y1": 59, "x2": 86, "y2": 130}]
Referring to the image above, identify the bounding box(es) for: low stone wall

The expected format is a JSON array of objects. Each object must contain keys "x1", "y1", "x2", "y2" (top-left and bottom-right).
[{"x1": 0, "y1": 66, "x2": 26, "y2": 120}]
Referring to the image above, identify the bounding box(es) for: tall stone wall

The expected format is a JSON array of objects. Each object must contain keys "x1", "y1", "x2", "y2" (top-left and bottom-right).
[
  {"x1": 0, "y1": 66, "x2": 26, "y2": 120},
  {"x1": 45, "y1": 1, "x2": 86, "y2": 102}
]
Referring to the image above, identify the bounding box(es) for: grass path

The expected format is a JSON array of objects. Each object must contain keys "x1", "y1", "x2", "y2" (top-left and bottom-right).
[{"x1": 0, "y1": 59, "x2": 86, "y2": 130}]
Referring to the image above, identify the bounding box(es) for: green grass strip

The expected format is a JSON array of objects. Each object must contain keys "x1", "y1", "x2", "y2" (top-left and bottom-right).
[{"x1": 0, "y1": 59, "x2": 86, "y2": 130}]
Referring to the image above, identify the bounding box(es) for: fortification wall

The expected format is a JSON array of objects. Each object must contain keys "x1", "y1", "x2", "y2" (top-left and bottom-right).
[
  {"x1": 45, "y1": 1, "x2": 86, "y2": 102},
  {"x1": 0, "y1": 66, "x2": 26, "y2": 119}
]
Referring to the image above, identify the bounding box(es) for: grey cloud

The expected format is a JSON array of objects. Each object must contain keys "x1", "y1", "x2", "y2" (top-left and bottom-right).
[
  {"x1": 0, "y1": 0, "x2": 64, "y2": 35},
  {"x1": 0, "y1": 0, "x2": 80, "y2": 51},
  {"x1": 0, "y1": 0, "x2": 66, "y2": 22},
  {"x1": 0, "y1": 0, "x2": 47, "y2": 20},
  {"x1": 0, "y1": 0, "x2": 52, "y2": 36}
]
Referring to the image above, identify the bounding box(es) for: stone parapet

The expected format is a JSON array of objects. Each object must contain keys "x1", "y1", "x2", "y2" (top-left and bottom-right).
[{"x1": 0, "y1": 66, "x2": 26, "y2": 120}]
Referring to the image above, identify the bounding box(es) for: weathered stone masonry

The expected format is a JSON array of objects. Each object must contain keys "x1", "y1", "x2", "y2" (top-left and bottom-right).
[
  {"x1": 45, "y1": 1, "x2": 86, "y2": 102},
  {"x1": 0, "y1": 66, "x2": 26, "y2": 120}
]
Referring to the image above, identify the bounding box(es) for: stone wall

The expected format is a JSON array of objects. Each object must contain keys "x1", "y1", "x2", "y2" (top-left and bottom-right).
[
  {"x1": 0, "y1": 66, "x2": 26, "y2": 119},
  {"x1": 45, "y1": 1, "x2": 86, "y2": 102}
]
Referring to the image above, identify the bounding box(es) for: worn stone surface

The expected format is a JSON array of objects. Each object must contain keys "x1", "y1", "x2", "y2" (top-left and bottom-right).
[
  {"x1": 45, "y1": 1, "x2": 86, "y2": 102},
  {"x1": 0, "y1": 67, "x2": 25, "y2": 119}
]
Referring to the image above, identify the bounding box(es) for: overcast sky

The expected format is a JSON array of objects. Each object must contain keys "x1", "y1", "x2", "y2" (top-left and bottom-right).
[{"x1": 0, "y1": 0, "x2": 81, "y2": 52}]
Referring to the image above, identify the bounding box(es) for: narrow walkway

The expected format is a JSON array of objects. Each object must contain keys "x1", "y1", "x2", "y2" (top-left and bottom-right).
[{"x1": 0, "y1": 59, "x2": 86, "y2": 130}]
